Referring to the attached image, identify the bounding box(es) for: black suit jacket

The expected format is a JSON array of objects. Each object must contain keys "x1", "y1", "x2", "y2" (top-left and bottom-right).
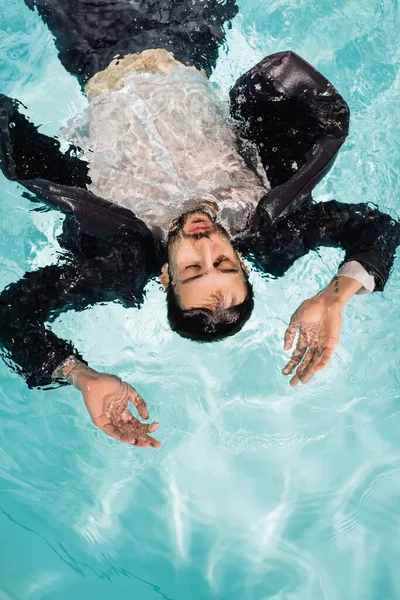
[{"x1": 0, "y1": 52, "x2": 398, "y2": 387}]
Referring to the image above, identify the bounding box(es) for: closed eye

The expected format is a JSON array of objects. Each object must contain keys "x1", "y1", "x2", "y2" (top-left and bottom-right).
[
  {"x1": 214, "y1": 255, "x2": 229, "y2": 267},
  {"x1": 214, "y1": 255, "x2": 239, "y2": 271},
  {"x1": 184, "y1": 264, "x2": 201, "y2": 271}
]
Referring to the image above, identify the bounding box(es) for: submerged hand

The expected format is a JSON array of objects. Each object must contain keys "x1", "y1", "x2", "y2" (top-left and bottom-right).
[
  {"x1": 282, "y1": 295, "x2": 342, "y2": 386},
  {"x1": 56, "y1": 360, "x2": 161, "y2": 447},
  {"x1": 81, "y1": 373, "x2": 161, "y2": 447}
]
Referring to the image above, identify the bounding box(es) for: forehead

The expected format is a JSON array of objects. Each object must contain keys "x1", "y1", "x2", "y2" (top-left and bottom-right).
[{"x1": 177, "y1": 271, "x2": 246, "y2": 309}]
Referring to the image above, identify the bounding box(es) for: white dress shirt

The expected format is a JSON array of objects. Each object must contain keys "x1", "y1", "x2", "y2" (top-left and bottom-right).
[{"x1": 63, "y1": 56, "x2": 375, "y2": 293}]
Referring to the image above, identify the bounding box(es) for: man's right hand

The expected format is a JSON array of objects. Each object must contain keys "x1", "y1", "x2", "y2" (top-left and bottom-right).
[{"x1": 54, "y1": 359, "x2": 161, "y2": 447}]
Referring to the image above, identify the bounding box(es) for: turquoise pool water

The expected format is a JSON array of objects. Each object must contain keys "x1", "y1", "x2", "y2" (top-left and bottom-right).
[{"x1": 1, "y1": 1, "x2": 400, "y2": 598}]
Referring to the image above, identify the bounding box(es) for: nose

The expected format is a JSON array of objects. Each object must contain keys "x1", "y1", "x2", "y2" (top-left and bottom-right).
[{"x1": 192, "y1": 237, "x2": 217, "y2": 266}]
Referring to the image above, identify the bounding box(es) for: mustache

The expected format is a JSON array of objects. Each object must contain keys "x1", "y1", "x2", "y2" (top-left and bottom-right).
[
  {"x1": 167, "y1": 227, "x2": 214, "y2": 248},
  {"x1": 181, "y1": 229, "x2": 214, "y2": 240},
  {"x1": 168, "y1": 209, "x2": 216, "y2": 236}
]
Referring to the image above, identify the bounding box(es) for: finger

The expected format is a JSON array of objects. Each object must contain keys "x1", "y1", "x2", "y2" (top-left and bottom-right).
[
  {"x1": 103, "y1": 424, "x2": 159, "y2": 449},
  {"x1": 282, "y1": 334, "x2": 308, "y2": 375},
  {"x1": 284, "y1": 322, "x2": 299, "y2": 350},
  {"x1": 101, "y1": 423, "x2": 136, "y2": 445},
  {"x1": 123, "y1": 417, "x2": 158, "y2": 435},
  {"x1": 300, "y1": 369, "x2": 316, "y2": 385},
  {"x1": 289, "y1": 348, "x2": 316, "y2": 386},
  {"x1": 291, "y1": 357, "x2": 321, "y2": 387},
  {"x1": 129, "y1": 390, "x2": 148, "y2": 420},
  {"x1": 293, "y1": 340, "x2": 337, "y2": 385},
  {"x1": 134, "y1": 439, "x2": 151, "y2": 448},
  {"x1": 122, "y1": 419, "x2": 161, "y2": 448},
  {"x1": 120, "y1": 432, "x2": 143, "y2": 445},
  {"x1": 314, "y1": 343, "x2": 337, "y2": 372},
  {"x1": 295, "y1": 352, "x2": 320, "y2": 385},
  {"x1": 296, "y1": 346, "x2": 317, "y2": 377},
  {"x1": 136, "y1": 432, "x2": 162, "y2": 449},
  {"x1": 290, "y1": 374, "x2": 301, "y2": 386}
]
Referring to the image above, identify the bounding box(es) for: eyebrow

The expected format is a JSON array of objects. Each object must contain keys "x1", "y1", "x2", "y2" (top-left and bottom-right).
[{"x1": 180, "y1": 269, "x2": 239, "y2": 285}]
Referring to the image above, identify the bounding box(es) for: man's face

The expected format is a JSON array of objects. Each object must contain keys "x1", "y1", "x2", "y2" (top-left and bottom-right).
[{"x1": 165, "y1": 210, "x2": 247, "y2": 310}]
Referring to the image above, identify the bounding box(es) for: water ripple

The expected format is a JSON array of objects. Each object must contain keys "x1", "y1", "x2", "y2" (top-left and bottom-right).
[{"x1": 1, "y1": 0, "x2": 400, "y2": 598}]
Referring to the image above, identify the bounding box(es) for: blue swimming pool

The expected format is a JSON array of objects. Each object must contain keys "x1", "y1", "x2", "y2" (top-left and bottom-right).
[{"x1": 1, "y1": 1, "x2": 400, "y2": 598}]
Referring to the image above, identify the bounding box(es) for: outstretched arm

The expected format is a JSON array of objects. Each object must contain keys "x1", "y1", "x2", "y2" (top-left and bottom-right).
[
  {"x1": 240, "y1": 198, "x2": 400, "y2": 384},
  {"x1": 281, "y1": 200, "x2": 400, "y2": 384},
  {"x1": 0, "y1": 254, "x2": 161, "y2": 447}
]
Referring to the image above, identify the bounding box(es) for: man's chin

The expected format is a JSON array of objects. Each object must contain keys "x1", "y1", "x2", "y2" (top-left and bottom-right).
[{"x1": 166, "y1": 209, "x2": 231, "y2": 250}]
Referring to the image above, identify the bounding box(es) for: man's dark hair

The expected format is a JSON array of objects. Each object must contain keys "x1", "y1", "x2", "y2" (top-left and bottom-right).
[{"x1": 166, "y1": 278, "x2": 254, "y2": 342}]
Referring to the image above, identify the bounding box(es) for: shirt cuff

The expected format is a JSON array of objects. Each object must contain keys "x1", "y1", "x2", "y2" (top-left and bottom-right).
[{"x1": 336, "y1": 260, "x2": 376, "y2": 295}]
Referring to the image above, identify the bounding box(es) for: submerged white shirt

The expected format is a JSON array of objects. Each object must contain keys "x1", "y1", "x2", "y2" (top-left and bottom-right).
[
  {"x1": 62, "y1": 61, "x2": 374, "y2": 293},
  {"x1": 63, "y1": 65, "x2": 269, "y2": 240}
]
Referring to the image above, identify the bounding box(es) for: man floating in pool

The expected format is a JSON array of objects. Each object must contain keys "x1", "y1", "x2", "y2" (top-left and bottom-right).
[{"x1": 0, "y1": 0, "x2": 399, "y2": 447}]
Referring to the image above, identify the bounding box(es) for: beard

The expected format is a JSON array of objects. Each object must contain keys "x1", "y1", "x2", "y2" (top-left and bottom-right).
[{"x1": 166, "y1": 209, "x2": 231, "y2": 257}]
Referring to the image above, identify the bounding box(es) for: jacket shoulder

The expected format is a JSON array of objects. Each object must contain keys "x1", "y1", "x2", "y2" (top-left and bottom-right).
[{"x1": 230, "y1": 51, "x2": 350, "y2": 228}]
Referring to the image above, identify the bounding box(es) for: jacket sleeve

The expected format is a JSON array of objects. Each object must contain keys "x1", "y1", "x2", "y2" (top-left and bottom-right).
[
  {"x1": 240, "y1": 200, "x2": 400, "y2": 292},
  {"x1": 305, "y1": 201, "x2": 400, "y2": 291},
  {"x1": 0, "y1": 94, "x2": 90, "y2": 187},
  {"x1": 230, "y1": 51, "x2": 350, "y2": 229},
  {"x1": 0, "y1": 264, "x2": 90, "y2": 388},
  {"x1": 0, "y1": 231, "x2": 160, "y2": 389}
]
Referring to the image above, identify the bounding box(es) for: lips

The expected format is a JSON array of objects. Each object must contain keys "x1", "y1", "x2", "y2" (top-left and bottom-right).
[{"x1": 187, "y1": 222, "x2": 211, "y2": 233}]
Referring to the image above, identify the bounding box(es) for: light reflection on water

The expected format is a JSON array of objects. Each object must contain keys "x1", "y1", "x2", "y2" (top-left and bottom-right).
[{"x1": 0, "y1": 1, "x2": 399, "y2": 599}]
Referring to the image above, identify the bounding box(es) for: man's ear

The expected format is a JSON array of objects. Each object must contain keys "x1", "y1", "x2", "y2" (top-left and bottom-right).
[
  {"x1": 159, "y1": 263, "x2": 170, "y2": 291},
  {"x1": 236, "y1": 252, "x2": 249, "y2": 275}
]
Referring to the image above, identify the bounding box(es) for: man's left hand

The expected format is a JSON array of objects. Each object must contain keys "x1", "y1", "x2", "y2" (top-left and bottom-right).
[{"x1": 282, "y1": 295, "x2": 343, "y2": 385}]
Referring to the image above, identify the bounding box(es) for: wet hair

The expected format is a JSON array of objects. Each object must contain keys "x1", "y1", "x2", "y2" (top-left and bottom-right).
[{"x1": 166, "y1": 278, "x2": 254, "y2": 342}]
